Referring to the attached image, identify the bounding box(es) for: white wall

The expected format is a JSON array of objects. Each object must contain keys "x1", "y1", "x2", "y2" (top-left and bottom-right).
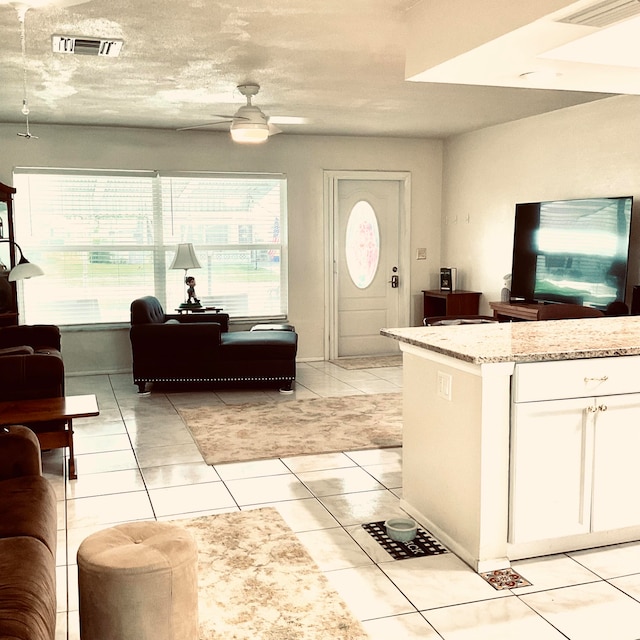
[
  {"x1": 0, "y1": 124, "x2": 442, "y2": 374},
  {"x1": 440, "y1": 94, "x2": 640, "y2": 315}
]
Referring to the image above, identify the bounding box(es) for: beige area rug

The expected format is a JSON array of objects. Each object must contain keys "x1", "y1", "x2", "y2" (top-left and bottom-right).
[
  {"x1": 178, "y1": 508, "x2": 368, "y2": 639},
  {"x1": 331, "y1": 355, "x2": 403, "y2": 369},
  {"x1": 179, "y1": 393, "x2": 402, "y2": 465}
]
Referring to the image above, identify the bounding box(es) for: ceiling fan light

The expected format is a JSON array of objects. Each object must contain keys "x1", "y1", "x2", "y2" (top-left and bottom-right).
[{"x1": 230, "y1": 122, "x2": 269, "y2": 143}]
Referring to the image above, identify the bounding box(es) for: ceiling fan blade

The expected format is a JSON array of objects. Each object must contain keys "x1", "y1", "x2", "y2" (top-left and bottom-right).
[
  {"x1": 177, "y1": 111, "x2": 257, "y2": 132},
  {"x1": 177, "y1": 120, "x2": 233, "y2": 132},
  {"x1": 268, "y1": 116, "x2": 308, "y2": 125},
  {"x1": 268, "y1": 123, "x2": 283, "y2": 136}
]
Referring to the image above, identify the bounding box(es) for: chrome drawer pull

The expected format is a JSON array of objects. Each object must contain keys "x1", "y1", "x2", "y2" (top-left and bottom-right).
[{"x1": 584, "y1": 375, "x2": 608, "y2": 383}]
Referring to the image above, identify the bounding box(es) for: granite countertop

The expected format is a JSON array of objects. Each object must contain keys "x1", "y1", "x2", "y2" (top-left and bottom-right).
[{"x1": 381, "y1": 316, "x2": 640, "y2": 364}]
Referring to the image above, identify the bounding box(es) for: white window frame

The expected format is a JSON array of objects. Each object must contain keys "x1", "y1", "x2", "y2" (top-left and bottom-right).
[{"x1": 12, "y1": 169, "x2": 288, "y2": 327}]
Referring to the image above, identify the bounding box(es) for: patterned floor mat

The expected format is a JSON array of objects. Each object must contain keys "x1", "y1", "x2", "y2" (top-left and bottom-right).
[{"x1": 362, "y1": 520, "x2": 449, "y2": 560}]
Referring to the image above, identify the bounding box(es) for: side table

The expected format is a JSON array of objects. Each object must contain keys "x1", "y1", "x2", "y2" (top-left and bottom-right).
[{"x1": 422, "y1": 290, "x2": 481, "y2": 319}]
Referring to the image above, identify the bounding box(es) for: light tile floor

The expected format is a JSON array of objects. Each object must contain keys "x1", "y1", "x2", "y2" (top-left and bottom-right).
[{"x1": 46, "y1": 361, "x2": 640, "y2": 639}]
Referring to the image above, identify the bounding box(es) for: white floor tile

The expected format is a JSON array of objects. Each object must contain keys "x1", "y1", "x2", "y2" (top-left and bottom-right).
[
  {"x1": 281, "y1": 451, "x2": 357, "y2": 473},
  {"x1": 66, "y1": 491, "x2": 154, "y2": 529},
  {"x1": 318, "y1": 489, "x2": 408, "y2": 526},
  {"x1": 66, "y1": 468, "x2": 146, "y2": 499},
  {"x1": 297, "y1": 466, "x2": 385, "y2": 497},
  {"x1": 424, "y1": 596, "x2": 567, "y2": 639},
  {"x1": 345, "y1": 447, "x2": 402, "y2": 466},
  {"x1": 133, "y1": 442, "x2": 204, "y2": 468},
  {"x1": 270, "y1": 498, "x2": 340, "y2": 532},
  {"x1": 214, "y1": 458, "x2": 291, "y2": 480},
  {"x1": 569, "y1": 540, "x2": 640, "y2": 579},
  {"x1": 380, "y1": 553, "x2": 510, "y2": 611},
  {"x1": 521, "y1": 581, "x2": 640, "y2": 640},
  {"x1": 295, "y1": 527, "x2": 373, "y2": 571},
  {"x1": 141, "y1": 461, "x2": 220, "y2": 488},
  {"x1": 72, "y1": 433, "x2": 132, "y2": 455},
  {"x1": 609, "y1": 573, "x2": 640, "y2": 602},
  {"x1": 148, "y1": 481, "x2": 236, "y2": 517},
  {"x1": 361, "y1": 612, "x2": 441, "y2": 639},
  {"x1": 510, "y1": 553, "x2": 601, "y2": 595},
  {"x1": 362, "y1": 462, "x2": 403, "y2": 489},
  {"x1": 324, "y1": 565, "x2": 415, "y2": 620},
  {"x1": 225, "y1": 473, "x2": 313, "y2": 506},
  {"x1": 73, "y1": 449, "x2": 139, "y2": 475}
]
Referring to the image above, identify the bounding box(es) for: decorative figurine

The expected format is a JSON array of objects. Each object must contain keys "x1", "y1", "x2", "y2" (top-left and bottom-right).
[{"x1": 185, "y1": 276, "x2": 200, "y2": 306}]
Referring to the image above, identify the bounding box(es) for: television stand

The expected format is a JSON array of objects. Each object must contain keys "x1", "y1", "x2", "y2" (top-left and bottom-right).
[{"x1": 489, "y1": 300, "x2": 547, "y2": 322}]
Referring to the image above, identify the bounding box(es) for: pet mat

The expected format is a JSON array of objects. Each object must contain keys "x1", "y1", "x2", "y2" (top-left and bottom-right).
[{"x1": 362, "y1": 520, "x2": 449, "y2": 560}]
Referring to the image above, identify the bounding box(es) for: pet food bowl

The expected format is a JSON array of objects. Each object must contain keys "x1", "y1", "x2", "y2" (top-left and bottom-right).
[{"x1": 384, "y1": 517, "x2": 418, "y2": 542}]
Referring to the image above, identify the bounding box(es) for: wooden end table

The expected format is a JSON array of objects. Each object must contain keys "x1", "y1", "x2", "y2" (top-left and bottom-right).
[{"x1": 0, "y1": 394, "x2": 99, "y2": 480}]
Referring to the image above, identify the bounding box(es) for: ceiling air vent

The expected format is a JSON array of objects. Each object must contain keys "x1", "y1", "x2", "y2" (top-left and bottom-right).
[
  {"x1": 557, "y1": 0, "x2": 640, "y2": 28},
  {"x1": 52, "y1": 35, "x2": 123, "y2": 57}
]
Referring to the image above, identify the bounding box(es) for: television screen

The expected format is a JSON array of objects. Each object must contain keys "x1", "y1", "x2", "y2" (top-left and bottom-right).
[{"x1": 510, "y1": 196, "x2": 633, "y2": 310}]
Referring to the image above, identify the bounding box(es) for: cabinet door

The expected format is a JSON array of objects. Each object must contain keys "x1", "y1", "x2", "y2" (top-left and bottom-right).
[
  {"x1": 591, "y1": 393, "x2": 640, "y2": 531},
  {"x1": 510, "y1": 397, "x2": 594, "y2": 543}
]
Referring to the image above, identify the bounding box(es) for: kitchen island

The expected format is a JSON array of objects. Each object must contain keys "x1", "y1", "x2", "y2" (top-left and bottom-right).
[{"x1": 382, "y1": 316, "x2": 640, "y2": 572}]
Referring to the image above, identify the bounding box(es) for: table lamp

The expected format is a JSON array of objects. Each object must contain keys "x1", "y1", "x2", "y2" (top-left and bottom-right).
[
  {"x1": 0, "y1": 239, "x2": 44, "y2": 281},
  {"x1": 169, "y1": 243, "x2": 202, "y2": 309}
]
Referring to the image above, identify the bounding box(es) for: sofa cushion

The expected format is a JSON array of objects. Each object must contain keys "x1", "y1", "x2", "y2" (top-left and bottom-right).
[
  {"x1": 0, "y1": 325, "x2": 61, "y2": 352},
  {"x1": 0, "y1": 345, "x2": 35, "y2": 356},
  {"x1": 220, "y1": 330, "x2": 298, "y2": 361},
  {"x1": 130, "y1": 295, "x2": 166, "y2": 324},
  {"x1": 0, "y1": 536, "x2": 56, "y2": 640},
  {"x1": 0, "y1": 476, "x2": 58, "y2": 557},
  {"x1": 0, "y1": 352, "x2": 65, "y2": 403}
]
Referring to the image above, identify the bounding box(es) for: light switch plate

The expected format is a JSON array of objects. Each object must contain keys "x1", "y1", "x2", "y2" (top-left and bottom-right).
[
  {"x1": 416, "y1": 247, "x2": 427, "y2": 260},
  {"x1": 437, "y1": 371, "x2": 452, "y2": 401}
]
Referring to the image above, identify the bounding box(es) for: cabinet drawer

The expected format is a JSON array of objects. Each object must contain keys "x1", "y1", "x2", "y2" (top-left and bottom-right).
[{"x1": 513, "y1": 356, "x2": 640, "y2": 402}]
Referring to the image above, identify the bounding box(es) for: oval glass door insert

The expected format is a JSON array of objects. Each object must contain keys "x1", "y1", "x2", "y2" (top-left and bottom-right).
[{"x1": 345, "y1": 200, "x2": 380, "y2": 289}]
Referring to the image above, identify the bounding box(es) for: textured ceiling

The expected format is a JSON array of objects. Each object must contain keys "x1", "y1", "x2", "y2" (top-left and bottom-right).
[{"x1": 0, "y1": 0, "x2": 614, "y2": 139}]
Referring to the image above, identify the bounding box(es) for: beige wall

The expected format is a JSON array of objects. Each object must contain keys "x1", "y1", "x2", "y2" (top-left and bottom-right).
[
  {"x1": 441, "y1": 94, "x2": 640, "y2": 315},
  {"x1": 0, "y1": 124, "x2": 442, "y2": 375}
]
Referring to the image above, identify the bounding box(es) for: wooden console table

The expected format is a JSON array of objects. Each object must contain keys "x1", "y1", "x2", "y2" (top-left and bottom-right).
[
  {"x1": 489, "y1": 301, "x2": 546, "y2": 322},
  {"x1": 0, "y1": 394, "x2": 99, "y2": 480},
  {"x1": 422, "y1": 290, "x2": 481, "y2": 318}
]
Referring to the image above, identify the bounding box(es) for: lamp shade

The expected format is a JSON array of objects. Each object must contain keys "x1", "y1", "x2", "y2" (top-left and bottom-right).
[
  {"x1": 169, "y1": 243, "x2": 201, "y2": 270},
  {"x1": 0, "y1": 239, "x2": 44, "y2": 281},
  {"x1": 8, "y1": 259, "x2": 44, "y2": 281}
]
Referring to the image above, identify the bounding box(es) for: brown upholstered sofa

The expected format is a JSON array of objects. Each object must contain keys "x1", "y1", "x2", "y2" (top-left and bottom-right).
[
  {"x1": 130, "y1": 296, "x2": 298, "y2": 393},
  {"x1": 0, "y1": 425, "x2": 58, "y2": 640}
]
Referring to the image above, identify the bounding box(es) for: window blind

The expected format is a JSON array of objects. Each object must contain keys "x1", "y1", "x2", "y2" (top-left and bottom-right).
[{"x1": 12, "y1": 169, "x2": 287, "y2": 326}]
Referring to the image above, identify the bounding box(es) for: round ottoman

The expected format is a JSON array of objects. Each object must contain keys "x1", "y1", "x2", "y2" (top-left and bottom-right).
[{"x1": 77, "y1": 521, "x2": 199, "y2": 640}]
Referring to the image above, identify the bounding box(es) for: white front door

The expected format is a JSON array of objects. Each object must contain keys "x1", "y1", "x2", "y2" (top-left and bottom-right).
[{"x1": 325, "y1": 172, "x2": 410, "y2": 359}]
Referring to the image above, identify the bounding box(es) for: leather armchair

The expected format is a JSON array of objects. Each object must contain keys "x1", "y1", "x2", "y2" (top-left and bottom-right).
[{"x1": 0, "y1": 325, "x2": 65, "y2": 433}]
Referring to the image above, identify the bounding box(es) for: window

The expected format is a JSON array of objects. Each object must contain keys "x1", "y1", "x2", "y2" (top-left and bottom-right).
[
  {"x1": 345, "y1": 200, "x2": 380, "y2": 289},
  {"x1": 12, "y1": 170, "x2": 287, "y2": 325}
]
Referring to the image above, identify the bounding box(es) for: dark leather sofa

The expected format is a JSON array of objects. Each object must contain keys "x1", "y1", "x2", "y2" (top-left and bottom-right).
[
  {"x1": 130, "y1": 296, "x2": 298, "y2": 392},
  {"x1": 0, "y1": 325, "x2": 65, "y2": 434},
  {"x1": 0, "y1": 425, "x2": 58, "y2": 640}
]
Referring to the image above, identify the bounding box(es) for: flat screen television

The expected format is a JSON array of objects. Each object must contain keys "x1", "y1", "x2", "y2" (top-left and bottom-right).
[{"x1": 510, "y1": 196, "x2": 634, "y2": 310}]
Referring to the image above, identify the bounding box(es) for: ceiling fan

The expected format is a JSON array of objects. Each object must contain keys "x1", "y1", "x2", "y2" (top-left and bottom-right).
[
  {"x1": 178, "y1": 84, "x2": 300, "y2": 144},
  {"x1": 2, "y1": 0, "x2": 93, "y2": 140}
]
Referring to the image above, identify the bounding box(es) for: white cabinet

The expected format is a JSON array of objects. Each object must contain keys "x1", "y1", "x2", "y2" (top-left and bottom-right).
[
  {"x1": 591, "y1": 393, "x2": 640, "y2": 531},
  {"x1": 510, "y1": 390, "x2": 640, "y2": 544}
]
